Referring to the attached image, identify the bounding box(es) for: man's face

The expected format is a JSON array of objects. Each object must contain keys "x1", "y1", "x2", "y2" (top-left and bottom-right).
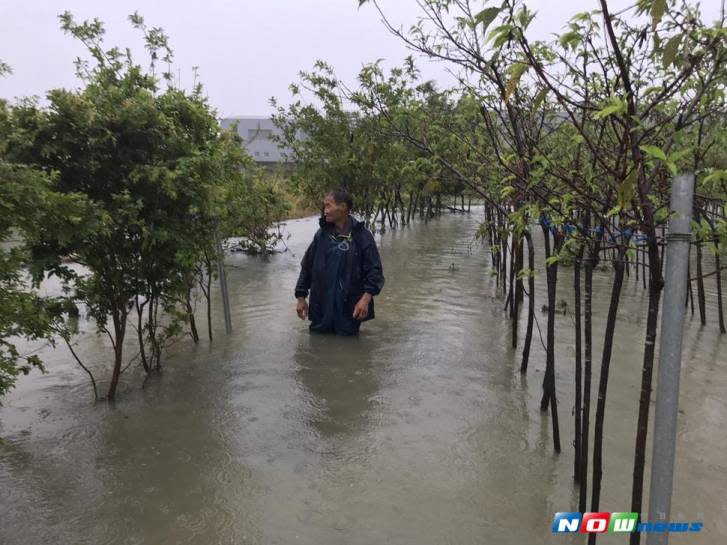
[{"x1": 323, "y1": 194, "x2": 348, "y2": 223}]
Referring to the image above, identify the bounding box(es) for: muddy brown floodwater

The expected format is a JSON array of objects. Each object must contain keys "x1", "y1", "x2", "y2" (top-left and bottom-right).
[{"x1": 1, "y1": 209, "x2": 726, "y2": 545}]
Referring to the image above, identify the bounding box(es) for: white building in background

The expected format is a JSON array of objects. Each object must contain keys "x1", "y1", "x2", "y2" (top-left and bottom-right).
[{"x1": 219, "y1": 116, "x2": 294, "y2": 165}]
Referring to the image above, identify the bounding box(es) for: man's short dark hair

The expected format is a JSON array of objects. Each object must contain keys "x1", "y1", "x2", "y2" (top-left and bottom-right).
[{"x1": 326, "y1": 188, "x2": 354, "y2": 211}]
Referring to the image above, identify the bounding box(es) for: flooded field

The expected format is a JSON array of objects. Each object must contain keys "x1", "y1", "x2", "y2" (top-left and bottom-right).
[{"x1": 1, "y1": 209, "x2": 725, "y2": 545}]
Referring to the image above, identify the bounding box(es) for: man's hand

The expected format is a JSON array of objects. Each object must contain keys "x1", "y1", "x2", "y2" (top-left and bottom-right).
[
  {"x1": 296, "y1": 297, "x2": 308, "y2": 320},
  {"x1": 352, "y1": 293, "x2": 372, "y2": 320}
]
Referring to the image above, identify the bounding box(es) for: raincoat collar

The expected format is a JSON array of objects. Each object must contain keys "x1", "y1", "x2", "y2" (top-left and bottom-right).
[{"x1": 318, "y1": 214, "x2": 365, "y2": 233}]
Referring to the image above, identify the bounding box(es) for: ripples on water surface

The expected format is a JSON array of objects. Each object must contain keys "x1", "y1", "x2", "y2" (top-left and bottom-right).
[{"x1": 1, "y1": 208, "x2": 726, "y2": 544}]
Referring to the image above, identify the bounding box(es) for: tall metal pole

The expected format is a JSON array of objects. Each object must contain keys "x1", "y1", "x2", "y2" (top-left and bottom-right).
[
  {"x1": 215, "y1": 230, "x2": 233, "y2": 335},
  {"x1": 646, "y1": 174, "x2": 694, "y2": 545}
]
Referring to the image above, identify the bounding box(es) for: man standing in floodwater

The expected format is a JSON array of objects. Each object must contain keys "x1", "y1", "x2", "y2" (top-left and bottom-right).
[{"x1": 295, "y1": 188, "x2": 385, "y2": 335}]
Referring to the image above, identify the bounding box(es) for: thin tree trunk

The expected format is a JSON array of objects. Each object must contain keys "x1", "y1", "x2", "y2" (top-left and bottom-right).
[
  {"x1": 406, "y1": 191, "x2": 414, "y2": 225},
  {"x1": 152, "y1": 296, "x2": 162, "y2": 372},
  {"x1": 107, "y1": 307, "x2": 127, "y2": 401},
  {"x1": 700, "y1": 212, "x2": 726, "y2": 333},
  {"x1": 135, "y1": 295, "x2": 149, "y2": 373},
  {"x1": 574, "y1": 248, "x2": 583, "y2": 482},
  {"x1": 686, "y1": 244, "x2": 695, "y2": 315},
  {"x1": 512, "y1": 234, "x2": 524, "y2": 349},
  {"x1": 63, "y1": 336, "x2": 99, "y2": 402},
  {"x1": 186, "y1": 286, "x2": 199, "y2": 343},
  {"x1": 716, "y1": 240, "x2": 726, "y2": 334},
  {"x1": 207, "y1": 258, "x2": 213, "y2": 341},
  {"x1": 696, "y1": 231, "x2": 707, "y2": 325},
  {"x1": 629, "y1": 237, "x2": 663, "y2": 545},
  {"x1": 589, "y1": 248, "x2": 627, "y2": 538},
  {"x1": 579, "y1": 253, "x2": 595, "y2": 512},
  {"x1": 500, "y1": 216, "x2": 508, "y2": 295},
  {"x1": 507, "y1": 237, "x2": 516, "y2": 316},
  {"x1": 521, "y1": 230, "x2": 535, "y2": 373},
  {"x1": 540, "y1": 222, "x2": 561, "y2": 453}
]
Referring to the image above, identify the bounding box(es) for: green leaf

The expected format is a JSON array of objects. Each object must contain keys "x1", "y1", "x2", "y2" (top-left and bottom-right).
[
  {"x1": 662, "y1": 34, "x2": 681, "y2": 69},
  {"x1": 516, "y1": 6, "x2": 536, "y2": 29},
  {"x1": 668, "y1": 148, "x2": 691, "y2": 163},
  {"x1": 617, "y1": 169, "x2": 638, "y2": 211},
  {"x1": 505, "y1": 62, "x2": 528, "y2": 101},
  {"x1": 456, "y1": 16, "x2": 472, "y2": 29},
  {"x1": 501, "y1": 186, "x2": 515, "y2": 199},
  {"x1": 703, "y1": 169, "x2": 727, "y2": 186},
  {"x1": 572, "y1": 11, "x2": 593, "y2": 23},
  {"x1": 517, "y1": 267, "x2": 537, "y2": 279},
  {"x1": 639, "y1": 144, "x2": 667, "y2": 161},
  {"x1": 594, "y1": 96, "x2": 627, "y2": 119},
  {"x1": 606, "y1": 205, "x2": 622, "y2": 217},
  {"x1": 559, "y1": 31, "x2": 581, "y2": 51},
  {"x1": 651, "y1": 0, "x2": 667, "y2": 30},
  {"x1": 545, "y1": 255, "x2": 560, "y2": 266},
  {"x1": 532, "y1": 87, "x2": 548, "y2": 110},
  {"x1": 487, "y1": 24, "x2": 512, "y2": 45},
  {"x1": 655, "y1": 206, "x2": 670, "y2": 223},
  {"x1": 475, "y1": 7, "x2": 501, "y2": 34}
]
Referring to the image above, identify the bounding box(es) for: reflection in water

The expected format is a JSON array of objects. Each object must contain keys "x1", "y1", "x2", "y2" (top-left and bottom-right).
[
  {"x1": 89, "y1": 368, "x2": 263, "y2": 545},
  {"x1": 295, "y1": 334, "x2": 378, "y2": 438},
  {"x1": 1, "y1": 209, "x2": 726, "y2": 545},
  {"x1": 1, "y1": 348, "x2": 265, "y2": 545}
]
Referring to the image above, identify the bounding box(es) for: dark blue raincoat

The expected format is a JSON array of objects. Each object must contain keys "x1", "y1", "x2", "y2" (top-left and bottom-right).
[{"x1": 295, "y1": 215, "x2": 385, "y2": 334}]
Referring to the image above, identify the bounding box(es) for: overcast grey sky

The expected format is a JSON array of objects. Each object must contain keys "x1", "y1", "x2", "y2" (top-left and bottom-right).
[{"x1": 0, "y1": 1, "x2": 722, "y2": 117}]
